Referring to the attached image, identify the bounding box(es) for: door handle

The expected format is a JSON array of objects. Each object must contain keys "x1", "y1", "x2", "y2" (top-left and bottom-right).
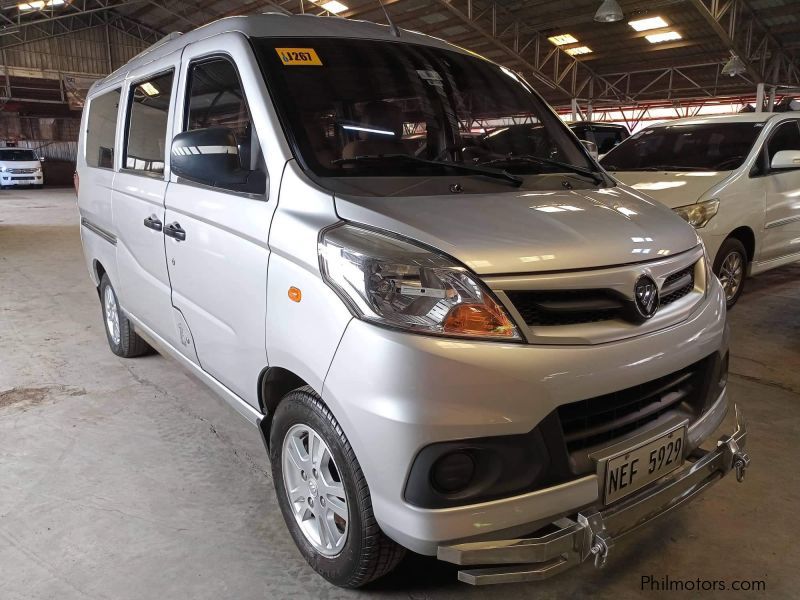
[
  {"x1": 143, "y1": 215, "x2": 163, "y2": 231},
  {"x1": 164, "y1": 221, "x2": 186, "y2": 241}
]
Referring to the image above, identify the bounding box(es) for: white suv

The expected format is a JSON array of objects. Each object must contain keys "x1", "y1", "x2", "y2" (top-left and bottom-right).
[
  {"x1": 602, "y1": 113, "x2": 800, "y2": 307},
  {"x1": 76, "y1": 15, "x2": 749, "y2": 588},
  {"x1": 0, "y1": 148, "x2": 44, "y2": 189}
]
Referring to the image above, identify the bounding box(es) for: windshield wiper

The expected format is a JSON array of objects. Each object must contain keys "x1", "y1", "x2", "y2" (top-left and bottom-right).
[
  {"x1": 331, "y1": 154, "x2": 523, "y2": 187},
  {"x1": 478, "y1": 154, "x2": 604, "y2": 185}
]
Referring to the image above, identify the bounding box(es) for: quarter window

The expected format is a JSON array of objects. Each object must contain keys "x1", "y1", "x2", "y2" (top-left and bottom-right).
[
  {"x1": 184, "y1": 58, "x2": 266, "y2": 194},
  {"x1": 124, "y1": 71, "x2": 174, "y2": 175},
  {"x1": 767, "y1": 121, "x2": 800, "y2": 164},
  {"x1": 85, "y1": 89, "x2": 121, "y2": 169}
]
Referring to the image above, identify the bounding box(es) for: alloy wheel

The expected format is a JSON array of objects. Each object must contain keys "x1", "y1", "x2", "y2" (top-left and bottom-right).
[
  {"x1": 104, "y1": 285, "x2": 121, "y2": 346},
  {"x1": 282, "y1": 423, "x2": 349, "y2": 556},
  {"x1": 718, "y1": 251, "x2": 744, "y2": 302}
]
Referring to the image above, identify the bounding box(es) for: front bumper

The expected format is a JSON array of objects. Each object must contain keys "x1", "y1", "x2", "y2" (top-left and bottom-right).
[
  {"x1": 437, "y1": 405, "x2": 750, "y2": 585},
  {"x1": 0, "y1": 174, "x2": 43, "y2": 186}
]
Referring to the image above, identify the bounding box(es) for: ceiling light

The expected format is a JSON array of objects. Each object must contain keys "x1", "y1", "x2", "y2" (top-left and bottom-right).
[
  {"x1": 140, "y1": 82, "x2": 160, "y2": 96},
  {"x1": 645, "y1": 31, "x2": 682, "y2": 43},
  {"x1": 566, "y1": 46, "x2": 593, "y2": 56},
  {"x1": 628, "y1": 16, "x2": 668, "y2": 31},
  {"x1": 548, "y1": 34, "x2": 579, "y2": 46},
  {"x1": 594, "y1": 0, "x2": 623, "y2": 23},
  {"x1": 320, "y1": 0, "x2": 348, "y2": 13},
  {"x1": 722, "y1": 55, "x2": 747, "y2": 77},
  {"x1": 18, "y1": 1, "x2": 45, "y2": 10}
]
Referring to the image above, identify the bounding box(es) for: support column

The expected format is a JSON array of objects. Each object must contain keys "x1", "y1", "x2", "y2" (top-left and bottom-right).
[
  {"x1": 755, "y1": 82, "x2": 765, "y2": 113},
  {"x1": 571, "y1": 98, "x2": 579, "y2": 122},
  {"x1": 768, "y1": 87, "x2": 776, "y2": 112}
]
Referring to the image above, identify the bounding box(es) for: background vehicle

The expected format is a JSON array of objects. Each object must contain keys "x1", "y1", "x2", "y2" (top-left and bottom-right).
[
  {"x1": 0, "y1": 148, "x2": 44, "y2": 189},
  {"x1": 569, "y1": 121, "x2": 630, "y2": 158},
  {"x1": 602, "y1": 113, "x2": 800, "y2": 307},
  {"x1": 76, "y1": 15, "x2": 747, "y2": 588}
]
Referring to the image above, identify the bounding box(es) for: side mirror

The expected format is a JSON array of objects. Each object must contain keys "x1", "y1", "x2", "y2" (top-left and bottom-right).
[
  {"x1": 770, "y1": 150, "x2": 800, "y2": 170},
  {"x1": 171, "y1": 127, "x2": 248, "y2": 187},
  {"x1": 38, "y1": 156, "x2": 45, "y2": 162},
  {"x1": 581, "y1": 139, "x2": 599, "y2": 160}
]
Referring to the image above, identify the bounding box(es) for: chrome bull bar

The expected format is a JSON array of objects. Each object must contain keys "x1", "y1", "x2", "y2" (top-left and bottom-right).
[{"x1": 437, "y1": 405, "x2": 750, "y2": 585}]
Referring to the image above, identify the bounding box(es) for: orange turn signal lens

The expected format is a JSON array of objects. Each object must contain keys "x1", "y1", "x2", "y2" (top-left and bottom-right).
[
  {"x1": 442, "y1": 302, "x2": 516, "y2": 337},
  {"x1": 288, "y1": 287, "x2": 302, "y2": 303}
]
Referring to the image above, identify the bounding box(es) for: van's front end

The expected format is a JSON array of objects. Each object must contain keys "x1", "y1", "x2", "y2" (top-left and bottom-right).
[
  {"x1": 253, "y1": 27, "x2": 749, "y2": 587},
  {"x1": 0, "y1": 148, "x2": 44, "y2": 189}
]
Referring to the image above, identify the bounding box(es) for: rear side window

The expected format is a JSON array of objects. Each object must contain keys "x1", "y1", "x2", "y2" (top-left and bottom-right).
[
  {"x1": 124, "y1": 71, "x2": 174, "y2": 175},
  {"x1": 184, "y1": 57, "x2": 266, "y2": 194},
  {"x1": 767, "y1": 121, "x2": 800, "y2": 163},
  {"x1": 85, "y1": 89, "x2": 121, "y2": 168}
]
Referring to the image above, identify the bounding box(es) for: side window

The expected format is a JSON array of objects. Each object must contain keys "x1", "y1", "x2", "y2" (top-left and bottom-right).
[
  {"x1": 767, "y1": 121, "x2": 800, "y2": 164},
  {"x1": 85, "y1": 89, "x2": 121, "y2": 169},
  {"x1": 184, "y1": 57, "x2": 266, "y2": 195},
  {"x1": 123, "y1": 71, "x2": 174, "y2": 175}
]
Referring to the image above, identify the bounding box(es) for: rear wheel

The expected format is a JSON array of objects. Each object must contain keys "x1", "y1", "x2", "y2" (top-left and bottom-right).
[
  {"x1": 713, "y1": 237, "x2": 747, "y2": 309},
  {"x1": 99, "y1": 274, "x2": 151, "y2": 357},
  {"x1": 270, "y1": 387, "x2": 405, "y2": 588}
]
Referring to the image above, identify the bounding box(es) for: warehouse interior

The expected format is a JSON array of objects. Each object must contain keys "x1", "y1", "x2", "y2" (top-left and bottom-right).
[{"x1": 2, "y1": 1, "x2": 799, "y2": 598}]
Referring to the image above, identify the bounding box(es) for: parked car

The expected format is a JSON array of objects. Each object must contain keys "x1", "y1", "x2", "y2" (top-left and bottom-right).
[
  {"x1": 76, "y1": 15, "x2": 749, "y2": 588},
  {"x1": 0, "y1": 147, "x2": 44, "y2": 189},
  {"x1": 601, "y1": 113, "x2": 800, "y2": 307},
  {"x1": 569, "y1": 121, "x2": 630, "y2": 158}
]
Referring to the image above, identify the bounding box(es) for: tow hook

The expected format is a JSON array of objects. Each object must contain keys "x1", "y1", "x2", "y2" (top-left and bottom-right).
[
  {"x1": 590, "y1": 531, "x2": 613, "y2": 568},
  {"x1": 718, "y1": 425, "x2": 750, "y2": 483}
]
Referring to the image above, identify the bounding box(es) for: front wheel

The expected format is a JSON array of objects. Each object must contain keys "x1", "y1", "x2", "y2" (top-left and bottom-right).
[
  {"x1": 270, "y1": 387, "x2": 405, "y2": 588},
  {"x1": 713, "y1": 238, "x2": 747, "y2": 309}
]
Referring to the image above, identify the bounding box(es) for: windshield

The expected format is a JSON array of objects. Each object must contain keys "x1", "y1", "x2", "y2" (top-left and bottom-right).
[
  {"x1": 600, "y1": 122, "x2": 763, "y2": 171},
  {"x1": 0, "y1": 149, "x2": 38, "y2": 162},
  {"x1": 255, "y1": 38, "x2": 595, "y2": 185}
]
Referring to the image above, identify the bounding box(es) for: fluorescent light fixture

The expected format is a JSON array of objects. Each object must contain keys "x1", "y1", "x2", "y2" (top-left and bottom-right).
[
  {"x1": 47, "y1": 0, "x2": 66, "y2": 5},
  {"x1": 342, "y1": 124, "x2": 395, "y2": 136},
  {"x1": 140, "y1": 82, "x2": 160, "y2": 96},
  {"x1": 18, "y1": 1, "x2": 45, "y2": 10},
  {"x1": 645, "y1": 31, "x2": 682, "y2": 43},
  {"x1": 320, "y1": 0, "x2": 348, "y2": 13},
  {"x1": 548, "y1": 34, "x2": 579, "y2": 46},
  {"x1": 566, "y1": 46, "x2": 593, "y2": 56},
  {"x1": 628, "y1": 16, "x2": 668, "y2": 31}
]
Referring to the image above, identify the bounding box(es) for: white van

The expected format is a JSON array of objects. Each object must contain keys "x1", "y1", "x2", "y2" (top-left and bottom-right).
[
  {"x1": 602, "y1": 113, "x2": 800, "y2": 307},
  {"x1": 0, "y1": 148, "x2": 44, "y2": 189},
  {"x1": 76, "y1": 15, "x2": 749, "y2": 588}
]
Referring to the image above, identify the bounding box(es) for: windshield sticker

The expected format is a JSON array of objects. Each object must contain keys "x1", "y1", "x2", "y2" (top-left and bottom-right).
[{"x1": 275, "y1": 48, "x2": 323, "y2": 66}]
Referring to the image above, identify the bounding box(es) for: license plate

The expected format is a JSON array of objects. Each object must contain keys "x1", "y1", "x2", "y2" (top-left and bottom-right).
[{"x1": 603, "y1": 426, "x2": 686, "y2": 504}]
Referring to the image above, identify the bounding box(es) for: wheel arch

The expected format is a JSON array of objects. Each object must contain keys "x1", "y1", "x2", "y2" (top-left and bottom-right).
[
  {"x1": 257, "y1": 366, "x2": 313, "y2": 450},
  {"x1": 726, "y1": 226, "x2": 756, "y2": 263},
  {"x1": 93, "y1": 259, "x2": 107, "y2": 296}
]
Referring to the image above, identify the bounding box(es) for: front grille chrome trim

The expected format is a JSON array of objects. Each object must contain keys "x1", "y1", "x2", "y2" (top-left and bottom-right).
[{"x1": 486, "y1": 245, "x2": 706, "y2": 345}]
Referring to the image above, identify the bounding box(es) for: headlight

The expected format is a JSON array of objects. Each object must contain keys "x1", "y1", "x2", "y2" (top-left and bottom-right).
[
  {"x1": 319, "y1": 224, "x2": 521, "y2": 340},
  {"x1": 0, "y1": 166, "x2": 6, "y2": 172},
  {"x1": 673, "y1": 199, "x2": 719, "y2": 228}
]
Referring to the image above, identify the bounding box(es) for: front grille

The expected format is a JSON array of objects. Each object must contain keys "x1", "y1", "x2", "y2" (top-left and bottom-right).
[
  {"x1": 660, "y1": 264, "x2": 695, "y2": 305},
  {"x1": 505, "y1": 261, "x2": 698, "y2": 327},
  {"x1": 505, "y1": 289, "x2": 624, "y2": 326},
  {"x1": 557, "y1": 355, "x2": 712, "y2": 452},
  {"x1": 9, "y1": 168, "x2": 37, "y2": 174}
]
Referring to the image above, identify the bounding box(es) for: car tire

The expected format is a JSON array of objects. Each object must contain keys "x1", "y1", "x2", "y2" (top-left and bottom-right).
[
  {"x1": 99, "y1": 274, "x2": 151, "y2": 357},
  {"x1": 713, "y1": 237, "x2": 747, "y2": 309},
  {"x1": 270, "y1": 387, "x2": 406, "y2": 588}
]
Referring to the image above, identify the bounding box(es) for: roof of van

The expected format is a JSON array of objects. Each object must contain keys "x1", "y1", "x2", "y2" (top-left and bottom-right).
[
  {"x1": 89, "y1": 14, "x2": 468, "y2": 94},
  {"x1": 644, "y1": 112, "x2": 791, "y2": 128}
]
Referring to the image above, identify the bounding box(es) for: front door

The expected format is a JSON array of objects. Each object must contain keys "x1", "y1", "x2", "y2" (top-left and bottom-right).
[
  {"x1": 163, "y1": 37, "x2": 277, "y2": 407},
  {"x1": 762, "y1": 119, "x2": 800, "y2": 261},
  {"x1": 113, "y1": 54, "x2": 181, "y2": 347}
]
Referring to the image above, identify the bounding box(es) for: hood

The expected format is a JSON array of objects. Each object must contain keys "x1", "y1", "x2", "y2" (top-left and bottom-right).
[
  {"x1": 0, "y1": 160, "x2": 41, "y2": 170},
  {"x1": 333, "y1": 183, "x2": 699, "y2": 275},
  {"x1": 607, "y1": 170, "x2": 732, "y2": 209}
]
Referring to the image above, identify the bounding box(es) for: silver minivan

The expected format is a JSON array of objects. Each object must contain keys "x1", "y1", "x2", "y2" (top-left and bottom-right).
[{"x1": 76, "y1": 14, "x2": 749, "y2": 588}]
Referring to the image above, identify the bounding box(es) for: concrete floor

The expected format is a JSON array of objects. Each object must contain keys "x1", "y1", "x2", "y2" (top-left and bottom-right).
[{"x1": 1, "y1": 188, "x2": 798, "y2": 599}]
